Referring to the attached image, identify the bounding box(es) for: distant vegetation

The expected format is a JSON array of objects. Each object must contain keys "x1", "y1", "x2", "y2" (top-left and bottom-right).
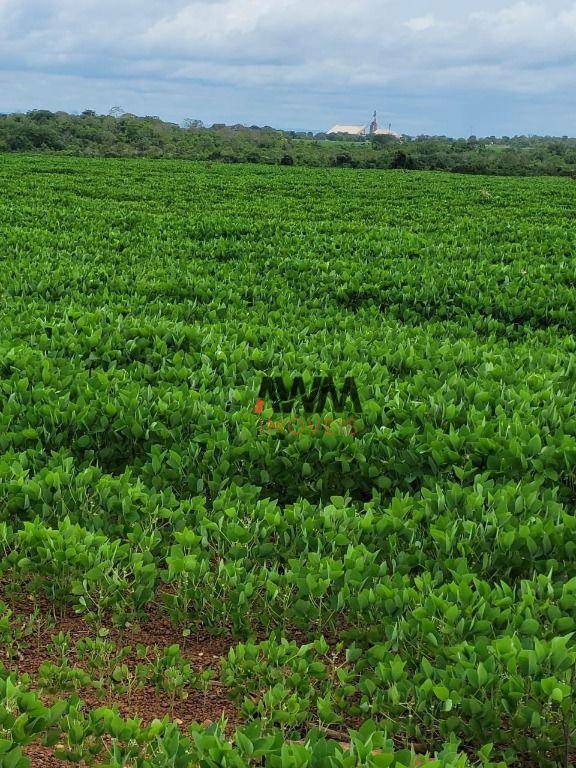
[{"x1": 1, "y1": 109, "x2": 576, "y2": 176}]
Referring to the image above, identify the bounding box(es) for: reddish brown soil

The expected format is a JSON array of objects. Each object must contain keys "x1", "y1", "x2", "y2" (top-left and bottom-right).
[
  {"x1": 1, "y1": 586, "x2": 239, "y2": 766},
  {"x1": 0, "y1": 585, "x2": 422, "y2": 766}
]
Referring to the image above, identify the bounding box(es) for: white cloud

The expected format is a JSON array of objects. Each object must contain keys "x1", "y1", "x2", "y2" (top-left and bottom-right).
[
  {"x1": 405, "y1": 14, "x2": 437, "y2": 32},
  {"x1": 1, "y1": 0, "x2": 576, "y2": 133}
]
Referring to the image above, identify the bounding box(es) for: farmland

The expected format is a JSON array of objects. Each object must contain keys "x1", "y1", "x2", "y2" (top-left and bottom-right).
[{"x1": 0, "y1": 153, "x2": 576, "y2": 767}]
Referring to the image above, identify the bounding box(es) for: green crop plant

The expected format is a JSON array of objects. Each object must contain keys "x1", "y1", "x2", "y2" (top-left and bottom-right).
[{"x1": 0, "y1": 154, "x2": 575, "y2": 764}]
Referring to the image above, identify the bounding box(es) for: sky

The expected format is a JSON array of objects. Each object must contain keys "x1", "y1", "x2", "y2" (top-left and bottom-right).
[{"x1": 0, "y1": 0, "x2": 575, "y2": 136}]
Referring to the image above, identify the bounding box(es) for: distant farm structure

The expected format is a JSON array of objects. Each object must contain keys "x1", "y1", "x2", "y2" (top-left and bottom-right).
[{"x1": 327, "y1": 111, "x2": 401, "y2": 138}]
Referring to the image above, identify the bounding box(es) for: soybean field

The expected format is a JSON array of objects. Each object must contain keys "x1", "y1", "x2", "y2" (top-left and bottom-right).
[{"x1": 0, "y1": 154, "x2": 576, "y2": 767}]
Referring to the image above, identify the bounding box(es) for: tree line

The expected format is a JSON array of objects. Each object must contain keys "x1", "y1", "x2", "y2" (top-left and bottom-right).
[{"x1": 1, "y1": 109, "x2": 576, "y2": 177}]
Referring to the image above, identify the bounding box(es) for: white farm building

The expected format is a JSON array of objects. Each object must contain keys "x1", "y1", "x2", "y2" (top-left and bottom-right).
[{"x1": 327, "y1": 112, "x2": 401, "y2": 138}]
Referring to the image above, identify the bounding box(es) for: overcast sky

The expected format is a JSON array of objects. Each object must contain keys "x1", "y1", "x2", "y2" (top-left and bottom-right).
[{"x1": 1, "y1": 0, "x2": 574, "y2": 136}]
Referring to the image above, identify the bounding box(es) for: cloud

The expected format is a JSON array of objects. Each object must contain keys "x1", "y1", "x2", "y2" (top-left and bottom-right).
[
  {"x1": 1, "y1": 0, "x2": 575, "y2": 134},
  {"x1": 405, "y1": 14, "x2": 437, "y2": 32}
]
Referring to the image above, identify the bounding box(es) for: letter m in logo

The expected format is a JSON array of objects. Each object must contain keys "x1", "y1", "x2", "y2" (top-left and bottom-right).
[{"x1": 315, "y1": 376, "x2": 361, "y2": 413}]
